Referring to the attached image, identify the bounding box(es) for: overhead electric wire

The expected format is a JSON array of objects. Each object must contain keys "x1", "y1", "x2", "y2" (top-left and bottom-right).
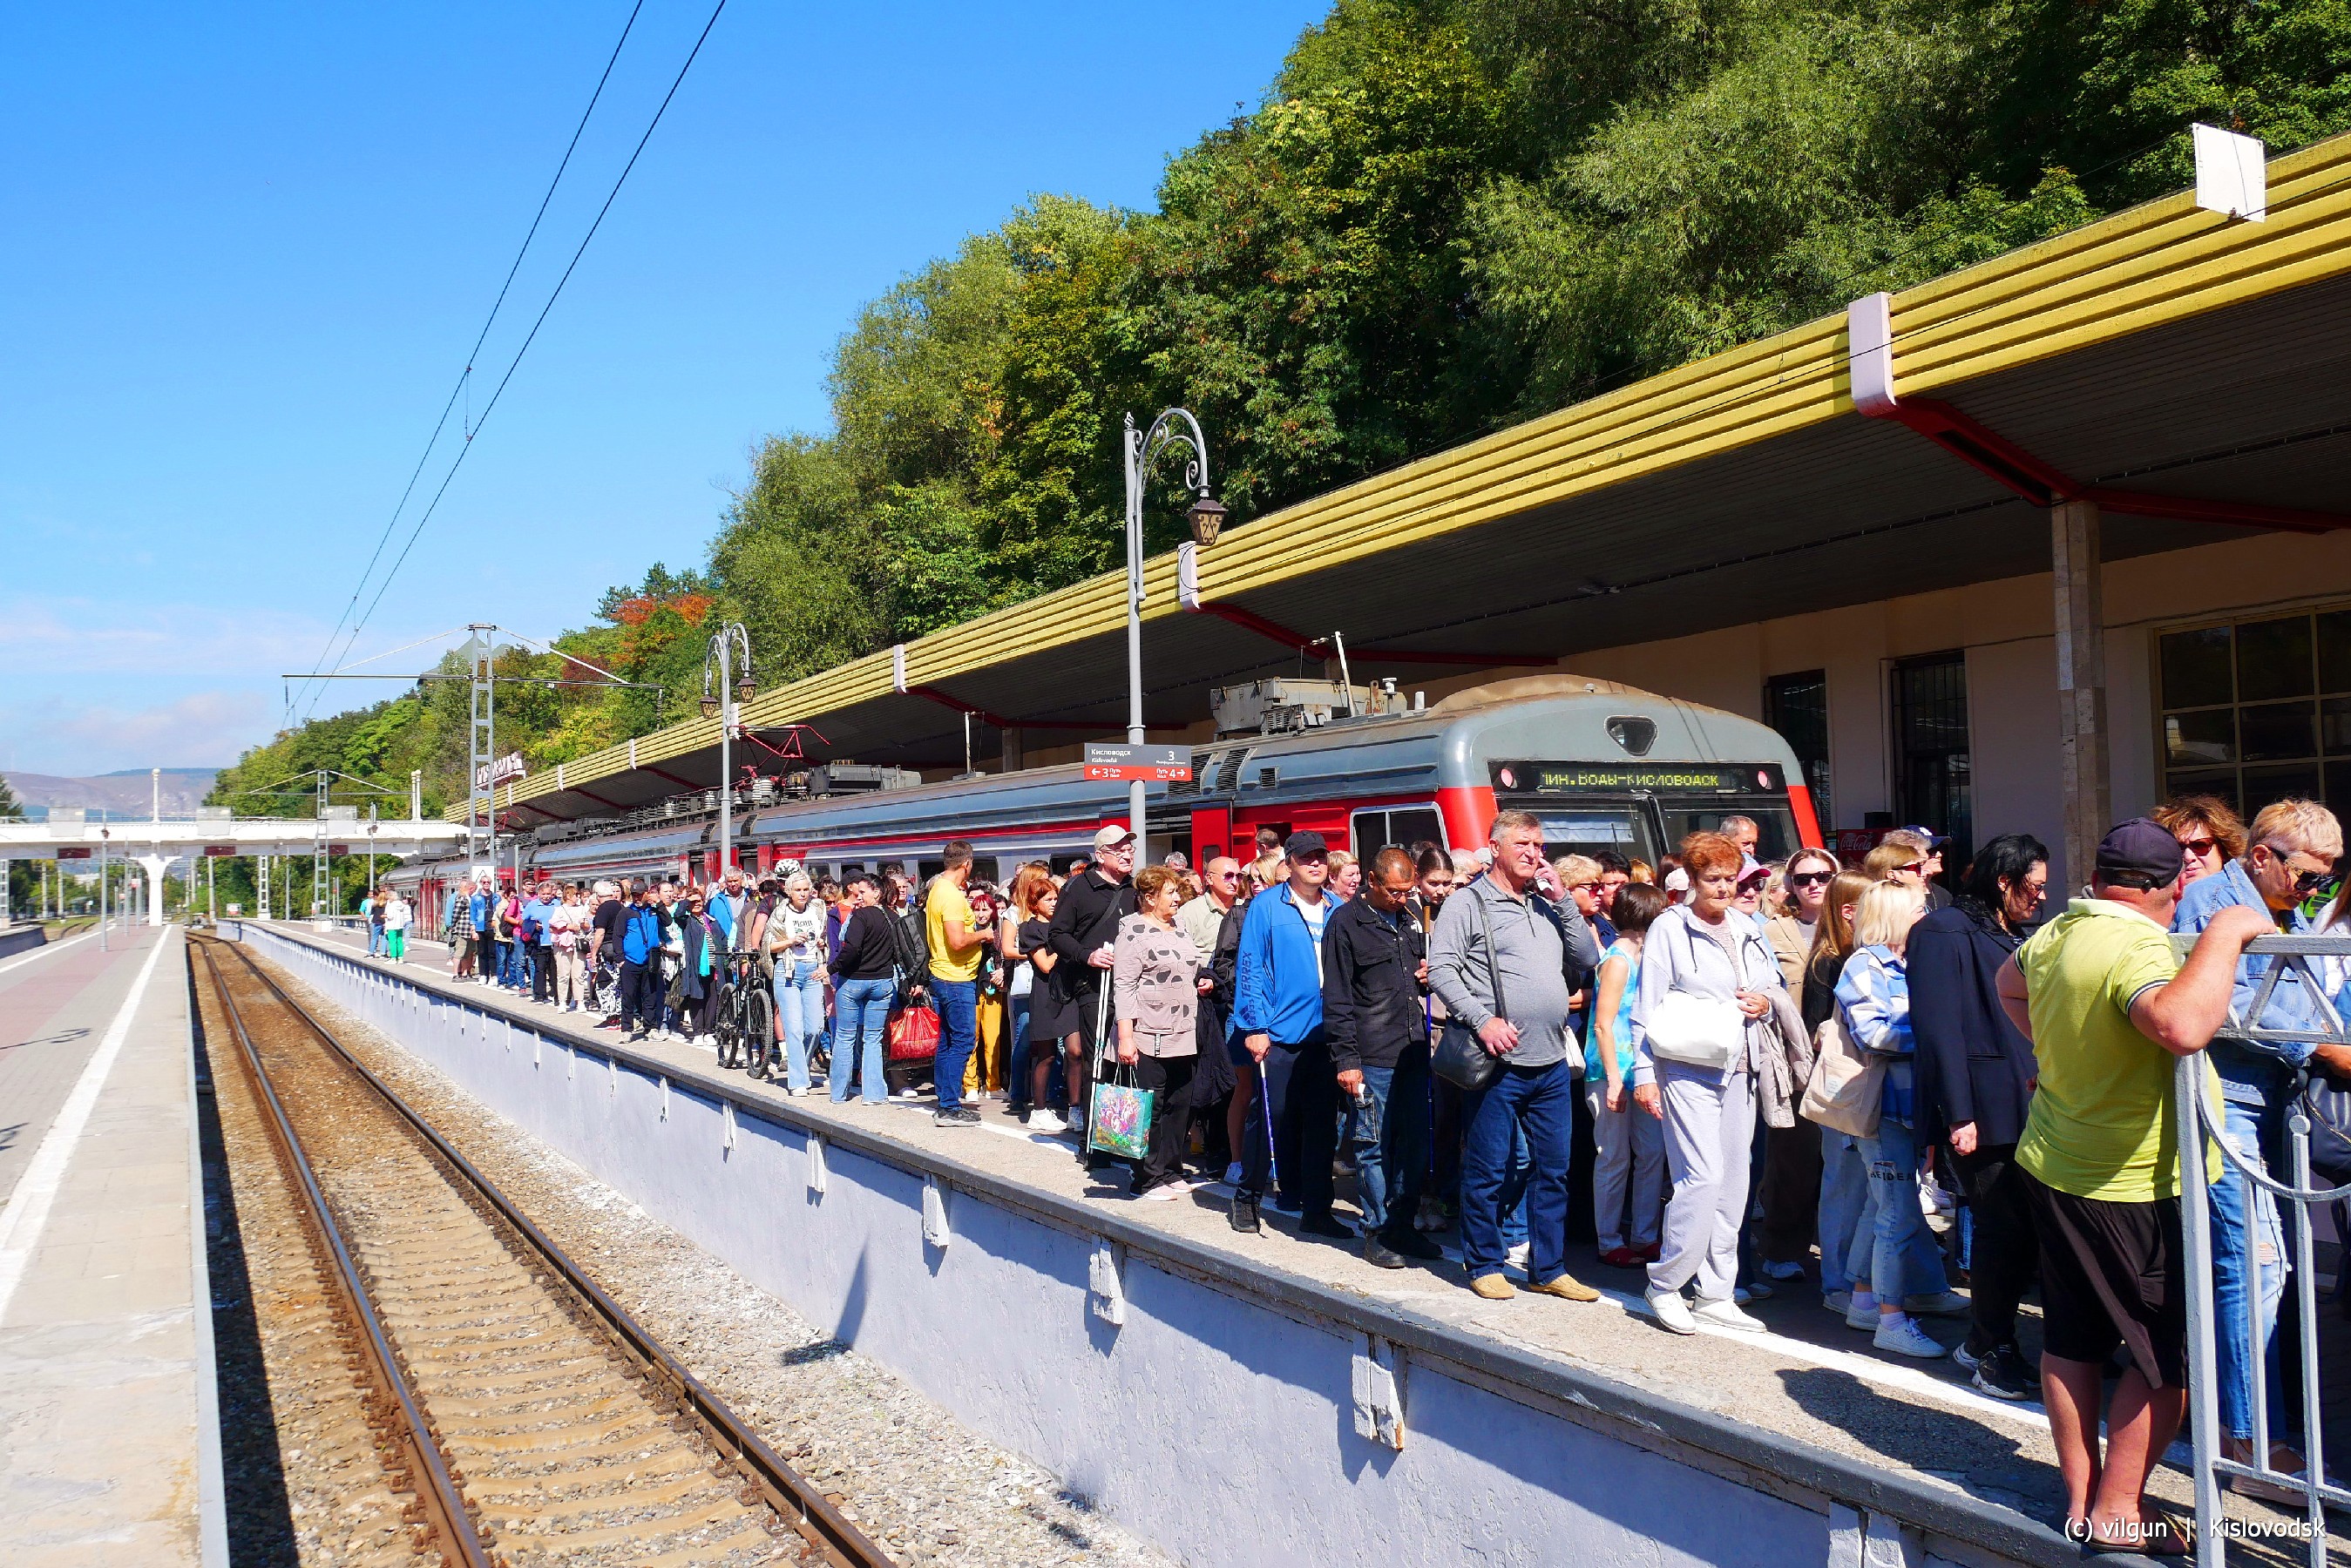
[
  {"x1": 308, "y1": 0, "x2": 731, "y2": 726},
  {"x1": 291, "y1": 1, "x2": 651, "y2": 722}
]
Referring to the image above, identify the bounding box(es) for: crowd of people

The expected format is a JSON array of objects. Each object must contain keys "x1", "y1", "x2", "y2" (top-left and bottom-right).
[{"x1": 353, "y1": 792, "x2": 2348, "y2": 1554}]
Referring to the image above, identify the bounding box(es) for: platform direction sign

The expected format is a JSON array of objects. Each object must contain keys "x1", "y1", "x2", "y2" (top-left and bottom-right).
[{"x1": 1082, "y1": 743, "x2": 1192, "y2": 783}]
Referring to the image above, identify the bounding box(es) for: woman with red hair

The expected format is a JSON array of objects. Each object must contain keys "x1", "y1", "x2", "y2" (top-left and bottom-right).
[{"x1": 1629, "y1": 832, "x2": 1810, "y2": 1335}]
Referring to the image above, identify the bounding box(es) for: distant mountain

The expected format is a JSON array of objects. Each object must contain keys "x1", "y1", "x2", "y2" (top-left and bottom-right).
[{"x1": 4, "y1": 770, "x2": 220, "y2": 820}]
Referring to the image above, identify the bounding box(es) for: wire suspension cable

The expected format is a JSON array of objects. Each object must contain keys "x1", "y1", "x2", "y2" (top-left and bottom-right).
[
  {"x1": 292, "y1": 1, "x2": 651, "y2": 720},
  {"x1": 312, "y1": 0, "x2": 731, "y2": 723}
]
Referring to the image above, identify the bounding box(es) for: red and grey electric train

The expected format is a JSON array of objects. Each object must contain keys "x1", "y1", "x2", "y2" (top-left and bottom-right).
[{"x1": 383, "y1": 676, "x2": 1821, "y2": 930}]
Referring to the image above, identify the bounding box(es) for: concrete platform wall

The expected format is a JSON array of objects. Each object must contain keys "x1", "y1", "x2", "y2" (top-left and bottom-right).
[{"x1": 242, "y1": 926, "x2": 2040, "y2": 1568}]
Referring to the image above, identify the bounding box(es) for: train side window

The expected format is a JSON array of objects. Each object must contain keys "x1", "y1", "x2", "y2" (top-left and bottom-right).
[
  {"x1": 918, "y1": 859, "x2": 945, "y2": 883},
  {"x1": 1350, "y1": 809, "x2": 1387, "y2": 862},
  {"x1": 1049, "y1": 854, "x2": 1081, "y2": 875},
  {"x1": 971, "y1": 858, "x2": 999, "y2": 885}
]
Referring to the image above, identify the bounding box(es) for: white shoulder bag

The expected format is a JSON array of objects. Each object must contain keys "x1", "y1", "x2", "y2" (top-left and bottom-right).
[{"x1": 1643, "y1": 917, "x2": 1745, "y2": 1071}]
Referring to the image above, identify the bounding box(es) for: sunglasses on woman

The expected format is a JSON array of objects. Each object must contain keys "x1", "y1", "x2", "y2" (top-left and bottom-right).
[{"x1": 2178, "y1": 836, "x2": 2219, "y2": 856}]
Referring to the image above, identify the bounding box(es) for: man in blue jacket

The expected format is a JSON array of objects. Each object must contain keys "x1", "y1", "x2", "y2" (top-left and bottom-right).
[
  {"x1": 1231, "y1": 831, "x2": 1345, "y2": 1237},
  {"x1": 617, "y1": 884, "x2": 667, "y2": 1041},
  {"x1": 2171, "y1": 798, "x2": 2351, "y2": 1484}
]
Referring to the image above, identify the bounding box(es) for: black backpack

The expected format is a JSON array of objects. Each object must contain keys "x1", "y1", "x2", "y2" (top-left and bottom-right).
[{"x1": 891, "y1": 887, "x2": 932, "y2": 979}]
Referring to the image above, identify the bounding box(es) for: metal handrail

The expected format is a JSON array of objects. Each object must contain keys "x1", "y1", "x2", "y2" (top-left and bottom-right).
[{"x1": 2172, "y1": 931, "x2": 2350, "y2": 1566}]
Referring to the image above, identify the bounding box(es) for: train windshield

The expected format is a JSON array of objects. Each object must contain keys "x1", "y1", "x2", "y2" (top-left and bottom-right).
[
  {"x1": 1530, "y1": 808, "x2": 1657, "y2": 864},
  {"x1": 1655, "y1": 799, "x2": 1802, "y2": 861},
  {"x1": 1493, "y1": 760, "x2": 1803, "y2": 865}
]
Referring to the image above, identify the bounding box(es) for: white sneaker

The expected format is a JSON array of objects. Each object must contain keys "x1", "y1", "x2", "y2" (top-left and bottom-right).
[
  {"x1": 1505, "y1": 1242, "x2": 1530, "y2": 1273},
  {"x1": 1221, "y1": 1161, "x2": 1244, "y2": 1186},
  {"x1": 1692, "y1": 1296, "x2": 1766, "y2": 1332},
  {"x1": 1873, "y1": 1315, "x2": 1948, "y2": 1359},
  {"x1": 1902, "y1": 1290, "x2": 1971, "y2": 1317},
  {"x1": 1846, "y1": 1297, "x2": 1882, "y2": 1331},
  {"x1": 1646, "y1": 1286, "x2": 1697, "y2": 1335},
  {"x1": 1761, "y1": 1259, "x2": 1806, "y2": 1281},
  {"x1": 1026, "y1": 1109, "x2": 1068, "y2": 1134}
]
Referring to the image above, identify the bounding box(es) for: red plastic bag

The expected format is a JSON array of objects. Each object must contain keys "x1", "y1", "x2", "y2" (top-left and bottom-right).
[{"x1": 886, "y1": 1002, "x2": 940, "y2": 1062}]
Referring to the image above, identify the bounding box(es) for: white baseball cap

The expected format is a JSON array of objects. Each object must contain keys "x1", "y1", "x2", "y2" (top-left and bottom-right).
[{"x1": 1092, "y1": 822, "x2": 1135, "y2": 852}]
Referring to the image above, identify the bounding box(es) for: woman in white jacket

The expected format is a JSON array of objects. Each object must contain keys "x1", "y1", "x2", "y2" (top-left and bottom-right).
[{"x1": 1630, "y1": 832, "x2": 1806, "y2": 1334}]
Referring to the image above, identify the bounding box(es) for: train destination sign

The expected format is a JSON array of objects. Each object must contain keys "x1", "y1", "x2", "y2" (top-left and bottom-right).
[
  {"x1": 53, "y1": 847, "x2": 93, "y2": 860},
  {"x1": 1492, "y1": 762, "x2": 1784, "y2": 794},
  {"x1": 1083, "y1": 742, "x2": 1193, "y2": 782}
]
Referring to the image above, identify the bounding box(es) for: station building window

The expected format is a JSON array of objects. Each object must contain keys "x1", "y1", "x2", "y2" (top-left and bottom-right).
[
  {"x1": 2159, "y1": 608, "x2": 2351, "y2": 814},
  {"x1": 1891, "y1": 651, "x2": 1972, "y2": 869},
  {"x1": 1764, "y1": 670, "x2": 1833, "y2": 831}
]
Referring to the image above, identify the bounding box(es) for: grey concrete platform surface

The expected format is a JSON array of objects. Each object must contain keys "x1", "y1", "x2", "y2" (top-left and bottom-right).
[
  {"x1": 0, "y1": 926, "x2": 227, "y2": 1567},
  {"x1": 259, "y1": 921, "x2": 2230, "y2": 1568}
]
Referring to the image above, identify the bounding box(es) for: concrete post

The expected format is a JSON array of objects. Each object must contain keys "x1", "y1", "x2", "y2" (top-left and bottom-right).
[
  {"x1": 2053, "y1": 499, "x2": 2111, "y2": 894},
  {"x1": 138, "y1": 855, "x2": 170, "y2": 927}
]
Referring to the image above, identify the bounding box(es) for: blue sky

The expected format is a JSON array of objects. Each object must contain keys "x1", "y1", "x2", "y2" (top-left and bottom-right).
[{"x1": 0, "y1": 1, "x2": 1327, "y2": 777}]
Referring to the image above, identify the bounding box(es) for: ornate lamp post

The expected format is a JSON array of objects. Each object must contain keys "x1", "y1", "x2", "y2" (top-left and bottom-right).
[
  {"x1": 1121, "y1": 410, "x2": 1226, "y2": 848},
  {"x1": 700, "y1": 623, "x2": 755, "y2": 886}
]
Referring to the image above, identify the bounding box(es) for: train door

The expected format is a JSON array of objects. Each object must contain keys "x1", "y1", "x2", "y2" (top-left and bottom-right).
[{"x1": 1190, "y1": 805, "x2": 1233, "y2": 865}]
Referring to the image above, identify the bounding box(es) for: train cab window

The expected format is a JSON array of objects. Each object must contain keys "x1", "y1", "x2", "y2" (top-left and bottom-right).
[
  {"x1": 1532, "y1": 809, "x2": 1656, "y2": 865},
  {"x1": 1657, "y1": 802, "x2": 1800, "y2": 862},
  {"x1": 1351, "y1": 806, "x2": 1447, "y2": 862}
]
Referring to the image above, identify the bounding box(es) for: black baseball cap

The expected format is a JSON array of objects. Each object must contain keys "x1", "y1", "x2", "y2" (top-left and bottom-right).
[
  {"x1": 2095, "y1": 817, "x2": 2186, "y2": 889},
  {"x1": 1287, "y1": 831, "x2": 1330, "y2": 859}
]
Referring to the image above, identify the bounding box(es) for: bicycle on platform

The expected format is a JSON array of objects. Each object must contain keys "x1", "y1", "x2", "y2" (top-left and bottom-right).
[{"x1": 714, "y1": 953, "x2": 774, "y2": 1077}]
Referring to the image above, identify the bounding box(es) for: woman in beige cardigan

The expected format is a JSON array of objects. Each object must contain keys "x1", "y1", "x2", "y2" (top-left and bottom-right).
[{"x1": 1114, "y1": 865, "x2": 1214, "y2": 1199}]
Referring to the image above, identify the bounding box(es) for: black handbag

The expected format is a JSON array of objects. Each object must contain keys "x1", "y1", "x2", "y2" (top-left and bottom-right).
[{"x1": 1431, "y1": 887, "x2": 1507, "y2": 1093}]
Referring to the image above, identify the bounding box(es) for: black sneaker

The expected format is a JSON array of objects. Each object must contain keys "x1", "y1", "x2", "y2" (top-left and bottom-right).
[
  {"x1": 934, "y1": 1106, "x2": 982, "y2": 1127},
  {"x1": 1378, "y1": 1227, "x2": 1445, "y2": 1261},
  {"x1": 1230, "y1": 1195, "x2": 1261, "y2": 1233},
  {"x1": 1969, "y1": 1343, "x2": 2037, "y2": 1402},
  {"x1": 1297, "y1": 1211, "x2": 1356, "y2": 1240}
]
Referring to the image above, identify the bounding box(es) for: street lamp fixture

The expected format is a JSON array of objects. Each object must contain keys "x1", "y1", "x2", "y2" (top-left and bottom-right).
[
  {"x1": 1186, "y1": 491, "x2": 1228, "y2": 550},
  {"x1": 1121, "y1": 408, "x2": 1219, "y2": 850}
]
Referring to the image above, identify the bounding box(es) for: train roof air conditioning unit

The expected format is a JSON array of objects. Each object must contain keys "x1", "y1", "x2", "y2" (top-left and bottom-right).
[
  {"x1": 1212, "y1": 678, "x2": 1403, "y2": 738},
  {"x1": 809, "y1": 763, "x2": 924, "y2": 796}
]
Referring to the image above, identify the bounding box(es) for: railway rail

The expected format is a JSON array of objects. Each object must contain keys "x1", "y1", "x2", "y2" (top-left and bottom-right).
[{"x1": 193, "y1": 935, "x2": 894, "y2": 1568}]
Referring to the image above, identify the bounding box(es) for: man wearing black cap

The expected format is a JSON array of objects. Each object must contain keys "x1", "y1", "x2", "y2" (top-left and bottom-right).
[
  {"x1": 1230, "y1": 830, "x2": 1343, "y2": 1235},
  {"x1": 1995, "y1": 817, "x2": 2269, "y2": 1552}
]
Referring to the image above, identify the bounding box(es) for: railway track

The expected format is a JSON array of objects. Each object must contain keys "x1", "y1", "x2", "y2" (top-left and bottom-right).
[{"x1": 193, "y1": 936, "x2": 895, "y2": 1568}]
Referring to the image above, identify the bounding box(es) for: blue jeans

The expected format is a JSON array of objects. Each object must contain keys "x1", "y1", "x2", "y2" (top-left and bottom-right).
[
  {"x1": 1460, "y1": 1060, "x2": 1575, "y2": 1281},
  {"x1": 2210, "y1": 1094, "x2": 2289, "y2": 1441},
  {"x1": 931, "y1": 977, "x2": 978, "y2": 1112},
  {"x1": 1006, "y1": 993, "x2": 1033, "y2": 1106},
  {"x1": 1853, "y1": 1114, "x2": 1950, "y2": 1306},
  {"x1": 773, "y1": 960, "x2": 824, "y2": 1094},
  {"x1": 367, "y1": 923, "x2": 384, "y2": 956},
  {"x1": 1351, "y1": 1045, "x2": 1431, "y2": 1239},
  {"x1": 831, "y1": 978, "x2": 894, "y2": 1104},
  {"x1": 1818, "y1": 1132, "x2": 1870, "y2": 1294}
]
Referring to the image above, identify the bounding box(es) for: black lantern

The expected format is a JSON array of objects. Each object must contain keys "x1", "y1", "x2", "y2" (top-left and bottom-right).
[{"x1": 1186, "y1": 491, "x2": 1228, "y2": 549}]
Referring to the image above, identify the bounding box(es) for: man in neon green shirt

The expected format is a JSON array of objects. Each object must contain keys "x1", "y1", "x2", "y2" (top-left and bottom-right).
[
  {"x1": 925, "y1": 839, "x2": 986, "y2": 1126},
  {"x1": 1995, "y1": 818, "x2": 2267, "y2": 1554}
]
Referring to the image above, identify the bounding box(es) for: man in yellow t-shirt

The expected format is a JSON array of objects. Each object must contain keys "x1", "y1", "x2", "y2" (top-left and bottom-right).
[
  {"x1": 1995, "y1": 818, "x2": 2268, "y2": 1554},
  {"x1": 924, "y1": 840, "x2": 985, "y2": 1125}
]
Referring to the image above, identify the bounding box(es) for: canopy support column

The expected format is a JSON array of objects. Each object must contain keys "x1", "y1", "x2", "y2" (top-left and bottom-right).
[{"x1": 2053, "y1": 498, "x2": 2110, "y2": 891}]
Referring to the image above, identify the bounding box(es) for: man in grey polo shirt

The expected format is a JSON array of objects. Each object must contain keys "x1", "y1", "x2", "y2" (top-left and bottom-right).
[{"x1": 1428, "y1": 809, "x2": 1602, "y2": 1302}]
